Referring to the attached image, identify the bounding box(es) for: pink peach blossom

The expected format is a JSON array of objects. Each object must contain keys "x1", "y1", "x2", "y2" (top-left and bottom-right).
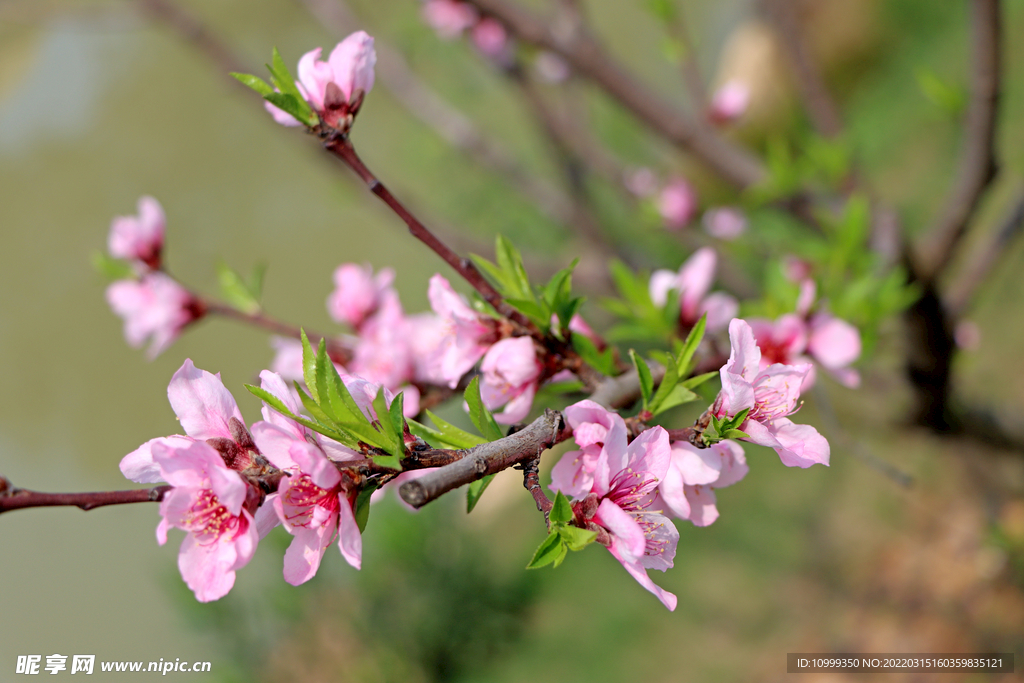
[
  {"x1": 120, "y1": 360, "x2": 261, "y2": 483},
  {"x1": 548, "y1": 399, "x2": 625, "y2": 499},
  {"x1": 649, "y1": 247, "x2": 739, "y2": 331},
  {"x1": 422, "y1": 0, "x2": 478, "y2": 38},
  {"x1": 655, "y1": 440, "x2": 748, "y2": 527},
  {"x1": 471, "y1": 18, "x2": 509, "y2": 59},
  {"x1": 266, "y1": 32, "x2": 376, "y2": 128},
  {"x1": 479, "y1": 336, "x2": 541, "y2": 424},
  {"x1": 151, "y1": 440, "x2": 259, "y2": 602},
  {"x1": 657, "y1": 178, "x2": 698, "y2": 230},
  {"x1": 106, "y1": 272, "x2": 200, "y2": 358},
  {"x1": 712, "y1": 319, "x2": 829, "y2": 468},
  {"x1": 427, "y1": 274, "x2": 496, "y2": 387},
  {"x1": 327, "y1": 263, "x2": 395, "y2": 329},
  {"x1": 708, "y1": 80, "x2": 750, "y2": 124},
  {"x1": 702, "y1": 207, "x2": 747, "y2": 241},
  {"x1": 108, "y1": 196, "x2": 164, "y2": 269}
]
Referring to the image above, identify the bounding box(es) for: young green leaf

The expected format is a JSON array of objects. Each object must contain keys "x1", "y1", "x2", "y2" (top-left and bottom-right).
[
  {"x1": 526, "y1": 532, "x2": 565, "y2": 569},
  {"x1": 464, "y1": 377, "x2": 504, "y2": 442},
  {"x1": 629, "y1": 349, "x2": 654, "y2": 409},
  {"x1": 495, "y1": 235, "x2": 532, "y2": 300},
  {"x1": 652, "y1": 384, "x2": 698, "y2": 415},
  {"x1": 551, "y1": 541, "x2": 569, "y2": 568},
  {"x1": 680, "y1": 371, "x2": 717, "y2": 390},
  {"x1": 353, "y1": 481, "x2": 379, "y2": 533},
  {"x1": 247, "y1": 383, "x2": 356, "y2": 448},
  {"x1": 230, "y1": 72, "x2": 274, "y2": 96},
  {"x1": 676, "y1": 313, "x2": 707, "y2": 376},
  {"x1": 648, "y1": 355, "x2": 680, "y2": 416},
  {"x1": 424, "y1": 411, "x2": 486, "y2": 449},
  {"x1": 466, "y1": 474, "x2": 496, "y2": 514},
  {"x1": 549, "y1": 491, "x2": 573, "y2": 524},
  {"x1": 571, "y1": 333, "x2": 616, "y2": 376},
  {"x1": 300, "y1": 329, "x2": 318, "y2": 403},
  {"x1": 91, "y1": 252, "x2": 135, "y2": 281},
  {"x1": 558, "y1": 525, "x2": 597, "y2": 551},
  {"x1": 216, "y1": 262, "x2": 261, "y2": 314}
]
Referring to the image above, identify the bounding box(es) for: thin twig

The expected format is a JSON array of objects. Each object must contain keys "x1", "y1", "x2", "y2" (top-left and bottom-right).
[
  {"x1": 296, "y1": 0, "x2": 576, "y2": 226},
  {"x1": 325, "y1": 136, "x2": 536, "y2": 331},
  {"x1": 919, "y1": 0, "x2": 1002, "y2": 281},
  {"x1": 460, "y1": 0, "x2": 765, "y2": 188},
  {"x1": 0, "y1": 478, "x2": 171, "y2": 515}
]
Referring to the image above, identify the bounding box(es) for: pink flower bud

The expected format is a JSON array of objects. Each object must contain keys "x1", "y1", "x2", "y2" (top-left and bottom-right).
[
  {"x1": 422, "y1": 0, "x2": 478, "y2": 39},
  {"x1": 108, "y1": 196, "x2": 165, "y2": 269},
  {"x1": 702, "y1": 207, "x2": 747, "y2": 241},
  {"x1": 327, "y1": 263, "x2": 395, "y2": 329},
  {"x1": 708, "y1": 80, "x2": 750, "y2": 124},
  {"x1": 657, "y1": 179, "x2": 698, "y2": 230},
  {"x1": 471, "y1": 18, "x2": 509, "y2": 60},
  {"x1": 106, "y1": 272, "x2": 201, "y2": 358}
]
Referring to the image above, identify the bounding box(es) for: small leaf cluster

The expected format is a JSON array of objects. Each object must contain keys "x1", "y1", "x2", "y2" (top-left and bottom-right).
[
  {"x1": 231, "y1": 48, "x2": 318, "y2": 128},
  {"x1": 471, "y1": 236, "x2": 585, "y2": 339},
  {"x1": 603, "y1": 260, "x2": 680, "y2": 342},
  {"x1": 526, "y1": 492, "x2": 597, "y2": 569},
  {"x1": 246, "y1": 330, "x2": 406, "y2": 470},
  {"x1": 630, "y1": 314, "x2": 716, "y2": 418},
  {"x1": 701, "y1": 409, "x2": 750, "y2": 446}
]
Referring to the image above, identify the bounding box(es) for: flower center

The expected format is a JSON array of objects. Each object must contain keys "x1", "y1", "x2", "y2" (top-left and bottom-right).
[
  {"x1": 281, "y1": 474, "x2": 341, "y2": 528},
  {"x1": 182, "y1": 489, "x2": 246, "y2": 545},
  {"x1": 606, "y1": 467, "x2": 659, "y2": 512}
]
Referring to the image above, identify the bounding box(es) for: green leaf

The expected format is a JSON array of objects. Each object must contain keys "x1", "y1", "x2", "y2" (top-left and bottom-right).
[
  {"x1": 263, "y1": 92, "x2": 310, "y2": 125},
  {"x1": 680, "y1": 371, "x2": 717, "y2": 390},
  {"x1": 495, "y1": 235, "x2": 532, "y2": 300},
  {"x1": 526, "y1": 532, "x2": 565, "y2": 569},
  {"x1": 230, "y1": 72, "x2": 273, "y2": 96},
  {"x1": 629, "y1": 350, "x2": 654, "y2": 409},
  {"x1": 353, "y1": 481, "x2": 378, "y2": 533},
  {"x1": 216, "y1": 262, "x2": 261, "y2": 314},
  {"x1": 425, "y1": 410, "x2": 486, "y2": 449},
  {"x1": 558, "y1": 525, "x2": 597, "y2": 551},
  {"x1": 505, "y1": 298, "x2": 549, "y2": 327},
  {"x1": 247, "y1": 384, "x2": 356, "y2": 448},
  {"x1": 722, "y1": 429, "x2": 750, "y2": 440},
  {"x1": 676, "y1": 313, "x2": 707, "y2": 376},
  {"x1": 549, "y1": 491, "x2": 573, "y2": 524},
  {"x1": 465, "y1": 377, "x2": 503, "y2": 441},
  {"x1": 571, "y1": 333, "x2": 616, "y2": 376},
  {"x1": 300, "y1": 329, "x2": 318, "y2": 403},
  {"x1": 295, "y1": 381, "x2": 335, "y2": 426},
  {"x1": 551, "y1": 541, "x2": 569, "y2": 568},
  {"x1": 388, "y1": 391, "x2": 407, "y2": 442},
  {"x1": 652, "y1": 384, "x2": 699, "y2": 415},
  {"x1": 268, "y1": 47, "x2": 302, "y2": 101},
  {"x1": 648, "y1": 355, "x2": 679, "y2": 415},
  {"x1": 371, "y1": 389, "x2": 400, "y2": 449},
  {"x1": 406, "y1": 418, "x2": 449, "y2": 448},
  {"x1": 91, "y1": 252, "x2": 134, "y2": 281},
  {"x1": 314, "y1": 338, "x2": 338, "y2": 422},
  {"x1": 466, "y1": 474, "x2": 496, "y2": 513}
]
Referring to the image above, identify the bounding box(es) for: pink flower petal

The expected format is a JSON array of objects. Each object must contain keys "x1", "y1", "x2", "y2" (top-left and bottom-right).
[
  {"x1": 595, "y1": 499, "x2": 645, "y2": 565},
  {"x1": 167, "y1": 359, "x2": 244, "y2": 441}
]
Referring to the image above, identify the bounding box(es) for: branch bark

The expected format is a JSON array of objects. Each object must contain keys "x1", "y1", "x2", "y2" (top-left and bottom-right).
[
  {"x1": 460, "y1": 0, "x2": 765, "y2": 188},
  {"x1": 398, "y1": 409, "x2": 566, "y2": 508},
  {"x1": 918, "y1": 0, "x2": 1002, "y2": 281},
  {"x1": 0, "y1": 478, "x2": 171, "y2": 515}
]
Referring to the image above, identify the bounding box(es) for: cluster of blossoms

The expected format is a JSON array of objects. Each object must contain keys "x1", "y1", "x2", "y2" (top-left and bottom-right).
[
  {"x1": 105, "y1": 197, "x2": 203, "y2": 358},
  {"x1": 420, "y1": 0, "x2": 513, "y2": 62},
  {"x1": 98, "y1": 31, "x2": 856, "y2": 610},
  {"x1": 624, "y1": 169, "x2": 747, "y2": 239}
]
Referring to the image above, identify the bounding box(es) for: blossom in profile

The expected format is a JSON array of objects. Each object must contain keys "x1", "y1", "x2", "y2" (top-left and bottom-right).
[
  {"x1": 708, "y1": 80, "x2": 750, "y2": 124},
  {"x1": 702, "y1": 207, "x2": 747, "y2": 241},
  {"x1": 108, "y1": 196, "x2": 165, "y2": 270},
  {"x1": 655, "y1": 440, "x2": 748, "y2": 527},
  {"x1": 151, "y1": 440, "x2": 259, "y2": 602},
  {"x1": 422, "y1": 0, "x2": 478, "y2": 39},
  {"x1": 657, "y1": 178, "x2": 698, "y2": 230},
  {"x1": 479, "y1": 336, "x2": 542, "y2": 424},
  {"x1": 712, "y1": 319, "x2": 829, "y2": 468},
  {"x1": 649, "y1": 247, "x2": 739, "y2": 332},
  {"x1": 327, "y1": 263, "x2": 395, "y2": 329},
  {"x1": 427, "y1": 274, "x2": 497, "y2": 387},
  {"x1": 120, "y1": 360, "x2": 264, "y2": 483},
  {"x1": 106, "y1": 272, "x2": 201, "y2": 359},
  {"x1": 266, "y1": 32, "x2": 376, "y2": 128}
]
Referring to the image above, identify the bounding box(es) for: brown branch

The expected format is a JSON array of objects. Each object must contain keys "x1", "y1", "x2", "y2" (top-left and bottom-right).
[
  {"x1": 326, "y1": 135, "x2": 537, "y2": 332},
  {"x1": 760, "y1": 0, "x2": 843, "y2": 139},
  {"x1": 296, "y1": 0, "x2": 576, "y2": 226},
  {"x1": 945, "y1": 191, "x2": 1024, "y2": 317},
  {"x1": 199, "y1": 300, "x2": 353, "y2": 365},
  {"x1": 0, "y1": 477, "x2": 171, "y2": 515},
  {"x1": 398, "y1": 409, "x2": 566, "y2": 508},
  {"x1": 460, "y1": 0, "x2": 765, "y2": 189},
  {"x1": 918, "y1": 0, "x2": 1002, "y2": 281}
]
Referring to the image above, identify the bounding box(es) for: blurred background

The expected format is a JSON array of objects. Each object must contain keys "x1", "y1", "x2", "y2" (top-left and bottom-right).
[{"x1": 1, "y1": 0, "x2": 1024, "y2": 680}]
